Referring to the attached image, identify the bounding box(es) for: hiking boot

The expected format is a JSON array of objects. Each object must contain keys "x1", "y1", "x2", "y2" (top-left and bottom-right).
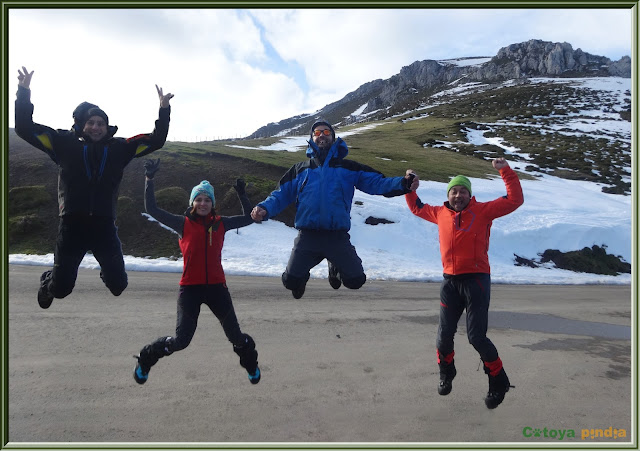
[
  {"x1": 133, "y1": 355, "x2": 150, "y2": 385},
  {"x1": 328, "y1": 262, "x2": 341, "y2": 290},
  {"x1": 485, "y1": 368, "x2": 512, "y2": 409},
  {"x1": 485, "y1": 390, "x2": 506, "y2": 409},
  {"x1": 438, "y1": 364, "x2": 457, "y2": 396},
  {"x1": 292, "y1": 285, "x2": 305, "y2": 299},
  {"x1": 248, "y1": 366, "x2": 261, "y2": 385},
  {"x1": 37, "y1": 270, "x2": 54, "y2": 309}
]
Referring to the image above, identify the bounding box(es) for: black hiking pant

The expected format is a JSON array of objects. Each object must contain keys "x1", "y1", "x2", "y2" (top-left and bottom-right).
[
  {"x1": 282, "y1": 230, "x2": 367, "y2": 291},
  {"x1": 46, "y1": 215, "x2": 128, "y2": 299},
  {"x1": 436, "y1": 273, "x2": 498, "y2": 363},
  {"x1": 138, "y1": 283, "x2": 258, "y2": 373}
]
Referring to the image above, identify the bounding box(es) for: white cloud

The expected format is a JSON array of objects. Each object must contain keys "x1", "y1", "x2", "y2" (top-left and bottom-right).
[{"x1": 7, "y1": 7, "x2": 632, "y2": 141}]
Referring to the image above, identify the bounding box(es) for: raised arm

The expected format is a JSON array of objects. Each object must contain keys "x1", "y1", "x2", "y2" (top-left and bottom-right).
[
  {"x1": 18, "y1": 66, "x2": 33, "y2": 89},
  {"x1": 222, "y1": 179, "x2": 255, "y2": 231},
  {"x1": 488, "y1": 158, "x2": 524, "y2": 217},
  {"x1": 127, "y1": 85, "x2": 174, "y2": 159},
  {"x1": 156, "y1": 84, "x2": 174, "y2": 108},
  {"x1": 234, "y1": 179, "x2": 252, "y2": 215},
  {"x1": 143, "y1": 159, "x2": 185, "y2": 235},
  {"x1": 14, "y1": 66, "x2": 60, "y2": 163}
]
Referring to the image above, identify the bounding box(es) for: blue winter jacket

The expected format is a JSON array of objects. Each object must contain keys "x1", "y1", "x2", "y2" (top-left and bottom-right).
[{"x1": 258, "y1": 137, "x2": 408, "y2": 231}]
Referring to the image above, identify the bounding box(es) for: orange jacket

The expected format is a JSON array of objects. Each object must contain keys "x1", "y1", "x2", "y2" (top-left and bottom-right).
[{"x1": 405, "y1": 166, "x2": 524, "y2": 275}]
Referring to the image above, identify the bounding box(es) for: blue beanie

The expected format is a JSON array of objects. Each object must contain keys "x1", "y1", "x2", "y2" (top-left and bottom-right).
[{"x1": 189, "y1": 181, "x2": 215, "y2": 207}]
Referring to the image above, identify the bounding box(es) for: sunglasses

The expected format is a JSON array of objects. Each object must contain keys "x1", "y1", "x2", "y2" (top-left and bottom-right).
[{"x1": 313, "y1": 129, "x2": 332, "y2": 137}]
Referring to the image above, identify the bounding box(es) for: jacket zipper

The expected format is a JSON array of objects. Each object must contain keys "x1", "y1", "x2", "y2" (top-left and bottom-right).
[
  {"x1": 97, "y1": 146, "x2": 108, "y2": 180},
  {"x1": 83, "y1": 144, "x2": 109, "y2": 215},
  {"x1": 204, "y1": 220, "x2": 209, "y2": 285},
  {"x1": 83, "y1": 145, "x2": 94, "y2": 215}
]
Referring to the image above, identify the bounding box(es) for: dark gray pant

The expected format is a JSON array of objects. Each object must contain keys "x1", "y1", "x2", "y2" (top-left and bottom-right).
[
  {"x1": 138, "y1": 284, "x2": 258, "y2": 373},
  {"x1": 47, "y1": 215, "x2": 127, "y2": 298},
  {"x1": 282, "y1": 230, "x2": 366, "y2": 290},
  {"x1": 436, "y1": 273, "x2": 498, "y2": 363}
]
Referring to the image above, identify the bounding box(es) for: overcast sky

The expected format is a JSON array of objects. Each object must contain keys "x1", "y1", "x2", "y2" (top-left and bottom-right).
[{"x1": 7, "y1": 7, "x2": 632, "y2": 141}]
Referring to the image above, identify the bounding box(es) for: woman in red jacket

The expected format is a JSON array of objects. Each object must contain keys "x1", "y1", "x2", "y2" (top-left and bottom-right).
[
  {"x1": 405, "y1": 158, "x2": 523, "y2": 409},
  {"x1": 133, "y1": 159, "x2": 260, "y2": 385}
]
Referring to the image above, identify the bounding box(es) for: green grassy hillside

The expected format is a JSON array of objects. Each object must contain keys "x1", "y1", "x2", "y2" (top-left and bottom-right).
[{"x1": 8, "y1": 79, "x2": 629, "y2": 263}]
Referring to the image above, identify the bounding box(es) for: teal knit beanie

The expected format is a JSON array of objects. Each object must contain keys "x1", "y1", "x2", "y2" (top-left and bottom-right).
[
  {"x1": 447, "y1": 175, "x2": 472, "y2": 196},
  {"x1": 189, "y1": 180, "x2": 215, "y2": 207}
]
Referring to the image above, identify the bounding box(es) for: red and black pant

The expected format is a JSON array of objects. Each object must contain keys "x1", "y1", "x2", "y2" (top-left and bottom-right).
[{"x1": 437, "y1": 273, "x2": 499, "y2": 363}]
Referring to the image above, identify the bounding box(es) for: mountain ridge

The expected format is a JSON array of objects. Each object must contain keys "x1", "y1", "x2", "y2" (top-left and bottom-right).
[{"x1": 248, "y1": 39, "x2": 631, "y2": 139}]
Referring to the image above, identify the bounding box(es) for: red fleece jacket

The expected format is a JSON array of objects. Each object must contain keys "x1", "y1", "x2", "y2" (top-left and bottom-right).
[{"x1": 406, "y1": 166, "x2": 524, "y2": 275}]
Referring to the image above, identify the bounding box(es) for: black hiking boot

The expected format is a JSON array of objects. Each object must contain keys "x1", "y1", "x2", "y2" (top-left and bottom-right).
[
  {"x1": 328, "y1": 262, "x2": 341, "y2": 290},
  {"x1": 37, "y1": 270, "x2": 54, "y2": 309},
  {"x1": 292, "y1": 285, "x2": 305, "y2": 299},
  {"x1": 485, "y1": 368, "x2": 512, "y2": 409},
  {"x1": 438, "y1": 362, "x2": 457, "y2": 396}
]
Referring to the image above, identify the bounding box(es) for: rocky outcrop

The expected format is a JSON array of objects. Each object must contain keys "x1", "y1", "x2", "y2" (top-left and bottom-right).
[
  {"x1": 481, "y1": 39, "x2": 631, "y2": 78},
  {"x1": 369, "y1": 60, "x2": 467, "y2": 111},
  {"x1": 247, "y1": 39, "x2": 630, "y2": 138},
  {"x1": 609, "y1": 55, "x2": 632, "y2": 76}
]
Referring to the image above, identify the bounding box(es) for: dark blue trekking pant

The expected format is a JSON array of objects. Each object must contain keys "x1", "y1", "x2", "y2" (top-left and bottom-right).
[
  {"x1": 436, "y1": 273, "x2": 498, "y2": 363},
  {"x1": 139, "y1": 284, "x2": 258, "y2": 373},
  {"x1": 47, "y1": 215, "x2": 127, "y2": 298},
  {"x1": 281, "y1": 230, "x2": 367, "y2": 291}
]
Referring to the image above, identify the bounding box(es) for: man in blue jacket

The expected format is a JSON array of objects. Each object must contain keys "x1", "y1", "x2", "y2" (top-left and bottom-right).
[{"x1": 251, "y1": 120, "x2": 418, "y2": 299}]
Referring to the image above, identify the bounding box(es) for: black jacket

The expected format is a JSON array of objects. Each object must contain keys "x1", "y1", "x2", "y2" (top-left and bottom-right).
[{"x1": 15, "y1": 85, "x2": 170, "y2": 218}]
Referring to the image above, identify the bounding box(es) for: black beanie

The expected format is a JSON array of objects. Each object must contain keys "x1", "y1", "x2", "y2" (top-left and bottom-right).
[
  {"x1": 72, "y1": 101, "x2": 99, "y2": 126},
  {"x1": 85, "y1": 107, "x2": 109, "y2": 126},
  {"x1": 310, "y1": 120, "x2": 335, "y2": 141}
]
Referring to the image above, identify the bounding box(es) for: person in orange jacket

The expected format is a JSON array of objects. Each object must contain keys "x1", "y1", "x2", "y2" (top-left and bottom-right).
[{"x1": 405, "y1": 157, "x2": 524, "y2": 409}]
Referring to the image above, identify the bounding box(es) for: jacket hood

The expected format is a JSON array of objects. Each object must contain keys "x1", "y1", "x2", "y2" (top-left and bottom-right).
[{"x1": 306, "y1": 137, "x2": 348, "y2": 161}]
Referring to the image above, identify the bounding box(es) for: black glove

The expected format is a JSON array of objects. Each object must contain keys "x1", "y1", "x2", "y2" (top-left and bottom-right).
[
  {"x1": 144, "y1": 158, "x2": 160, "y2": 179},
  {"x1": 233, "y1": 178, "x2": 246, "y2": 195}
]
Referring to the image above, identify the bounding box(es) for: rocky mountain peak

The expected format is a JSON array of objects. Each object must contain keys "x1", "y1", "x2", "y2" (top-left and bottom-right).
[{"x1": 249, "y1": 39, "x2": 630, "y2": 138}]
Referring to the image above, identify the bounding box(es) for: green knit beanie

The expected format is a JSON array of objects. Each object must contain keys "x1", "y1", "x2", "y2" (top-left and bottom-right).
[{"x1": 447, "y1": 175, "x2": 472, "y2": 196}]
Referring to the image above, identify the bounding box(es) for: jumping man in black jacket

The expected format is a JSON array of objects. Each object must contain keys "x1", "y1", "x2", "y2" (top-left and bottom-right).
[{"x1": 14, "y1": 66, "x2": 174, "y2": 309}]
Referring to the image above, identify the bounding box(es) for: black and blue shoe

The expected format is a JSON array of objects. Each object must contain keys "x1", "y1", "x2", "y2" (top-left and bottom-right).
[
  {"x1": 133, "y1": 355, "x2": 150, "y2": 385},
  {"x1": 248, "y1": 366, "x2": 261, "y2": 385}
]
